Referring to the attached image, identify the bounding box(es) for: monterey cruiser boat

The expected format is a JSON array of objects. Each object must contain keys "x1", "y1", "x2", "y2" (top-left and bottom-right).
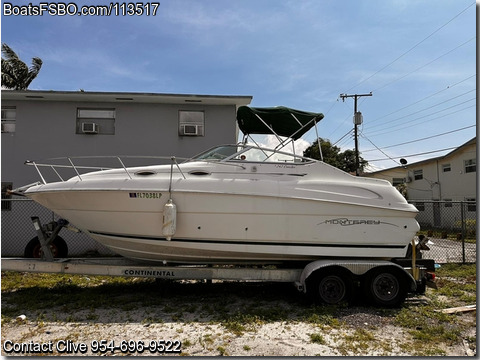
[{"x1": 17, "y1": 106, "x2": 420, "y2": 264}]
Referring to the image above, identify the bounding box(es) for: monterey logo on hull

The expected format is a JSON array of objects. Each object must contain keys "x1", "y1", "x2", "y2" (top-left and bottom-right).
[{"x1": 318, "y1": 218, "x2": 399, "y2": 227}]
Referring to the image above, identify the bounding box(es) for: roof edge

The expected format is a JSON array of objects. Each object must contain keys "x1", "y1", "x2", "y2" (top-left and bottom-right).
[{"x1": 1, "y1": 89, "x2": 253, "y2": 106}]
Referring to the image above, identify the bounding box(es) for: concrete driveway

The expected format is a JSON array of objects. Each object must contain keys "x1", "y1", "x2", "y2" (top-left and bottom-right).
[{"x1": 421, "y1": 237, "x2": 476, "y2": 263}]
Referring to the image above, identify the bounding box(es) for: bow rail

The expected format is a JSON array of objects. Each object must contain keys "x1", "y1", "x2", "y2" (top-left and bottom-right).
[{"x1": 25, "y1": 155, "x2": 188, "y2": 184}]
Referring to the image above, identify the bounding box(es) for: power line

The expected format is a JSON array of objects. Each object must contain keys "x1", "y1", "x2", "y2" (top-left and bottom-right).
[
  {"x1": 332, "y1": 128, "x2": 354, "y2": 146},
  {"x1": 367, "y1": 146, "x2": 459, "y2": 162},
  {"x1": 372, "y1": 36, "x2": 475, "y2": 93},
  {"x1": 368, "y1": 74, "x2": 476, "y2": 125},
  {"x1": 345, "y1": 1, "x2": 475, "y2": 92},
  {"x1": 362, "y1": 124, "x2": 476, "y2": 152},
  {"x1": 365, "y1": 89, "x2": 476, "y2": 131},
  {"x1": 326, "y1": 99, "x2": 356, "y2": 138},
  {"x1": 360, "y1": 132, "x2": 401, "y2": 166},
  {"x1": 365, "y1": 101, "x2": 475, "y2": 137}
]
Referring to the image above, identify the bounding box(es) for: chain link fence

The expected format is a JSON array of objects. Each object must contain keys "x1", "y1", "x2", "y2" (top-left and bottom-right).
[
  {"x1": 1, "y1": 198, "x2": 476, "y2": 263},
  {"x1": 1, "y1": 197, "x2": 113, "y2": 257},
  {"x1": 408, "y1": 200, "x2": 476, "y2": 264}
]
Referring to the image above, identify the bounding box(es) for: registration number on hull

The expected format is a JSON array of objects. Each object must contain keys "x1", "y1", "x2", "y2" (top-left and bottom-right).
[{"x1": 129, "y1": 192, "x2": 162, "y2": 199}]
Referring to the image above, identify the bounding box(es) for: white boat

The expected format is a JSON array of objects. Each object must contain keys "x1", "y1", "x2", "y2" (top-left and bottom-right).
[{"x1": 18, "y1": 106, "x2": 420, "y2": 264}]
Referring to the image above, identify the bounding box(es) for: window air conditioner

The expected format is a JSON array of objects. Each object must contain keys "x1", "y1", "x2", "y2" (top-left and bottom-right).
[
  {"x1": 180, "y1": 124, "x2": 199, "y2": 136},
  {"x1": 1, "y1": 123, "x2": 15, "y2": 133},
  {"x1": 82, "y1": 122, "x2": 99, "y2": 134}
]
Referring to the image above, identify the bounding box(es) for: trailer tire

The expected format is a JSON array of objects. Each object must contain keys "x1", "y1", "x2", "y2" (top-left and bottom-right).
[
  {"x1": 362, "y1": 267, "x2": 407, "y2": 307},
  {"x1": 307, "y1": 268, "x2": 353, "y2": 305},
  {"x1": 24, "y1": 236, "x2": 68, "y2": 258}
]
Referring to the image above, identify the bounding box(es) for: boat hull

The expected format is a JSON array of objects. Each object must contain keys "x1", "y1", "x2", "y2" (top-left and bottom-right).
[{"x1": 27, "y1": 189, "x2": 419, "y2": 264}]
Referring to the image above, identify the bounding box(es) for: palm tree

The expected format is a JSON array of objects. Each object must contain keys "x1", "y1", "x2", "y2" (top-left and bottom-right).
[{"x1": 1, "y1": 43, "x2": 43, "y2": 90}]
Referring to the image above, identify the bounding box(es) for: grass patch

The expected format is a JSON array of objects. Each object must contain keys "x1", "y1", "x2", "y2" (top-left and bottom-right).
[
  {"x1": 436, "y1": 263, "x2": 476, "y2": 280},
  {"x1": 1, "y1": 263, "x2": 476, "y2": 356},
  {"x1": 222, "y1": 313, "x2": 263, "y2": 336},
  {"x1": 217, "y1": 345, "x2": 228, "y2": 356},
  {"x1": 309, "y1": 333, "x2": 326, "y2": 345},
  {"x1": 392, "y1": 263, "x2": 476, "y2": 355},
  {"x1": 338, "y1": 328, "x2": 376, "y2": 354},
  {"x1": 300, "y1": 305, "x2": 344, "y2": 329}
]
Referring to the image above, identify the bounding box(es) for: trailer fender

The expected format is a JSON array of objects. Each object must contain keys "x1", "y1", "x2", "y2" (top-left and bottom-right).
[{"x1": 299, "y1": 259, "x2": 417, "y2": 294}]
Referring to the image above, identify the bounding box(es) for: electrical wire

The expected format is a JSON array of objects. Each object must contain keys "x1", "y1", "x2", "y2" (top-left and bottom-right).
[
  {"x1": 338, "y1": 130, "x2": 356, "y2": 148},
  {"x1": 367, "y1": 146, "x2": 459, "y2": 162},
  {"x1": 328, "y1": 94, "x2": 373, "y2": 141},
  {"x1": 326, "y1": 109, "x2": 353, "y2": 139},
  {"x1": 332, "y1": 128, "x2": 354, "y2": 146},
  {"x1": 365, "y1": 89, "x2": 476, "y2": 131},
  {"x1": 365, "y1": 102, "x2": 475, "y2": 138},
  {"x1": 372, "y1": 36, "x2": 475, "y2": 93},
  {"x1": 368, "y1": 74, "x2": 476, "y2": 125},
  {"x1": 344, "y1": 1, "x2": 475, "y2": 92},
  {"x1": 362, "y1": 124, "x2": 476, "y2": 152},
  {"x1": 360, "y1": 132, "x2": 401, "y2": 166}
]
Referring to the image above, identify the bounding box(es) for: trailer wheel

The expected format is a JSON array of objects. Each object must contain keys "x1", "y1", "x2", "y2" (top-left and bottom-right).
[
  {"x1": 307, "y1": 268, "x2": 353, "y2": 305},
  {"x1": 362, "y1": 267, "x2": 407, "y2": 307},
  {"x1": 24, "y1": 236, "x2": 68, "y2": 258}
]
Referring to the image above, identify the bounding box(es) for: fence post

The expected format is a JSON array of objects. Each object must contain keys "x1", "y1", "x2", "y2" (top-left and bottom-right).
[{"x1": 460, "y1": 201, "x2": 466, "y2": 264}]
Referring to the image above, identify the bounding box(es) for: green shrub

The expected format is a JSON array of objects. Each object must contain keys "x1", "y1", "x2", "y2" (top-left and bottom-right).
[{"x1": 454, "y1": 219, "x2": 476, "y2": 238}]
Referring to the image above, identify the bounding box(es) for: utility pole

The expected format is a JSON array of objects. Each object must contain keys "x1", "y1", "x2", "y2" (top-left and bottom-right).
[{"x1": 339, "y1": 92, "x2": 372, "y2": 176}]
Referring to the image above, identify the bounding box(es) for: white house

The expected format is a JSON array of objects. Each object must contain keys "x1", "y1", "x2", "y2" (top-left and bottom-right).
[{"x1": 365, "y1": 137, "x2": 476, "y2": 229}]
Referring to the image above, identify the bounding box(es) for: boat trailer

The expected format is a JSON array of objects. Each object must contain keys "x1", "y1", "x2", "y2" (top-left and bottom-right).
[{"x1": 2, "y1": 217, "x2": 436, "y2": 307}]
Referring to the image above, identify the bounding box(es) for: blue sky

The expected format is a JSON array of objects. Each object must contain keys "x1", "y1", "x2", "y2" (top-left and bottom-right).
[{"x1": 1, "y1": 0, "x2": 477, "y2": 170}]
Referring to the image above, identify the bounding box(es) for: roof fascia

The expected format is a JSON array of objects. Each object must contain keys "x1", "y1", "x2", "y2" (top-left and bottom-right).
[{"x1": 1, "y1": 90, "x2": 253, "y2": 106}]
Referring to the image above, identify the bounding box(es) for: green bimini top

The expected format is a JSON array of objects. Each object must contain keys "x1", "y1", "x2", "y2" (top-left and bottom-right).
[{"x1": 236, "y1": 106, "x2": 324, "y2": 140}]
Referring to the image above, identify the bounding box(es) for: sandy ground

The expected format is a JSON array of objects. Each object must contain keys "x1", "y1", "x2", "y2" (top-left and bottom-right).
[
  {"x1": 2, "y1": 316, "x2": 476, "y2": 356},
  {"x1": 2, "y1": 281, "x2": 476, "y2": 357},
  {"x1": 1, "y1": 321, "x2": 405, "y2": 356}
]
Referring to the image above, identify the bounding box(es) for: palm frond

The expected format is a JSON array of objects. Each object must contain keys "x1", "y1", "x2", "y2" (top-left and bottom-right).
[
  {"x1": 1, "y1": 43, "x2": 20, "y2": 62},
  {"x1": 1, "y1": 43, "x2": 43, "y2": 90}
]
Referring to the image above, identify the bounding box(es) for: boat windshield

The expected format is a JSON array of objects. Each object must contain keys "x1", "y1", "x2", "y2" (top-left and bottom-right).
[
  {"x1": 191, "y1": 145, "x2": 242, "y2": 161},
  {"x1": 190, "y1": 145, "x2": 313, "y2": 163}
]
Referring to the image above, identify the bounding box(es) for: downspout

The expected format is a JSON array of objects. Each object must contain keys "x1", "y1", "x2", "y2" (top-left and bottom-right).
[{"x1": 436, "y1": 159, "x2": 442, "y2": 200}]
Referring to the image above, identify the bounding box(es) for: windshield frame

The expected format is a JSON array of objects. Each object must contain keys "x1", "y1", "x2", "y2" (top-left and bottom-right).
[{"x1": 186, "y1": 144, "x2": 317, "y2": 164}]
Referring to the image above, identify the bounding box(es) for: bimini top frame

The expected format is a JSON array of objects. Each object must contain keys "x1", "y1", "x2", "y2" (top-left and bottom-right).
[{"x1": 236, "y1": 106, "x2": 324, "y2": 160}]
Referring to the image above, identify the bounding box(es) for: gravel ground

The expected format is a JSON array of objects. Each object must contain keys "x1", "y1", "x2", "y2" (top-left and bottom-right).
[{"x1": 1, "y1": 277, "x2": 477, "y2": 357}]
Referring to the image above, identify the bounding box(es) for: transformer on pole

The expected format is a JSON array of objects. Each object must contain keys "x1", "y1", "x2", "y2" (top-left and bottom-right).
[{"x1": 339, "y1": 92, "x2": 372, "y2": 176}]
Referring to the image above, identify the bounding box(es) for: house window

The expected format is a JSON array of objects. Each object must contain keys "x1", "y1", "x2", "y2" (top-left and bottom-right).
[
  {"x1": 392, "y1": 178, "x2": 404, "y2": 186},
  {"x1": 76, "y1": 108, "x2": 115, "y2": 135},
  {"x1": 179, "y1": 111, "x2": 205, "y2": 136},
  {"x1": 464, "y1": 159, "x2": 476, "y2": 173},
  {"x1": 444, "y1": 199, "x2": 452, "y2": 208},
  {"x1": 1, "y1": 182, "x2": 12, "y2": 211},
  {"x1": 1, "y1": 106, "x2": 16, "y2": 133},
  {"x1": 465, "y1": 198, "x2": 476, "y2": 212},
  {"x1": 413, "y1": 169, "x2": 423, "y2": 180},
  {"x1": 442, "y1": 163, "x2": 451, "y2": 172}
]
